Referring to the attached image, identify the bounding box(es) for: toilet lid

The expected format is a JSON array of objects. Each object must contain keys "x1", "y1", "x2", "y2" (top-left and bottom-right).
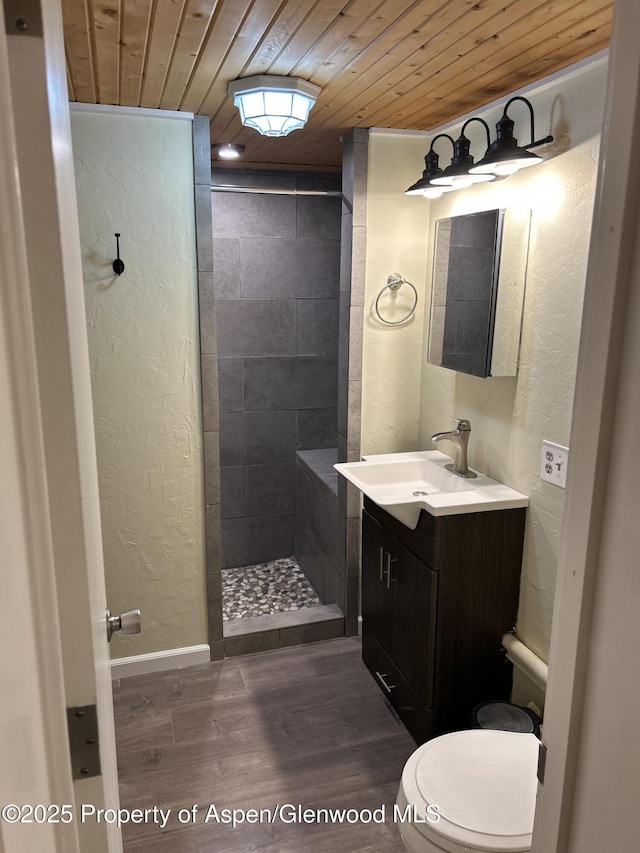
[{"x1": 401, "y1": 730, "x2": 539, "y2": 852}]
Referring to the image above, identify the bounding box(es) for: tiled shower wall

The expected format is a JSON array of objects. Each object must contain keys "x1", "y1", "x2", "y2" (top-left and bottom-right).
[{"x1": 208, "y1": 170, "x2": 342, "y2": 570}]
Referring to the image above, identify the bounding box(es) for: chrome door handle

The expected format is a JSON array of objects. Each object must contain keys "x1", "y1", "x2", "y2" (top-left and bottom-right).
[
  {"x1": 385, "y1": 553, "x2": 398, "y2": 589},
  {"x1": 375, "y1": 671, "x2": 396, "y2": 693},
  {"x1": 106, "y1": 608, "x2": 141, "y2": 642},
  {"x1": 379, "y1": 546, "x2": 385, "y2": 582}
]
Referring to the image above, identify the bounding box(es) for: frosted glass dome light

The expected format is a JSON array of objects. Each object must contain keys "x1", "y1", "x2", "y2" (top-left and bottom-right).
[{"x1": 228, "y1": 75, "x2": 321, "y2": 138}]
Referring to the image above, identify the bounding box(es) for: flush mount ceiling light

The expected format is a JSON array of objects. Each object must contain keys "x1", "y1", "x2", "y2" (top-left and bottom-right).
[
  {"x1": 404, "y1": 134, "x2": 459, "y2": 198},
  {"x1": 429, "y1": 118, "x2": 496, "y2": 188},
  {"x1": 228, "y1": 75, "x2": 321, "y2": 137},
  {"x1": 469, "y1": 96, "x2": 554, "y2": 177},
  {"x1": 211, "y1": 142, "x2": 245, "y2": 160}
]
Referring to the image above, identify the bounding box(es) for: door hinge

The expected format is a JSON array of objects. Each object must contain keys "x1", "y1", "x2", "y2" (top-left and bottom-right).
[
  {"x1": 66, "y1": 705, "x2": 101, "y2": 781},
  {"x1": 537, "y1": 740, "x2": 547, "y2": 784},
  {"x1": 4, "y1": 0, "x2": 43, "y2": 37}
]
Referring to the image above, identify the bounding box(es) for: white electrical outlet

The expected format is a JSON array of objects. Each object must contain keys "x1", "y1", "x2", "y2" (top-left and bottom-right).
[{"x1": 541, "y1": 440, "x2": 569, "y2": 488}]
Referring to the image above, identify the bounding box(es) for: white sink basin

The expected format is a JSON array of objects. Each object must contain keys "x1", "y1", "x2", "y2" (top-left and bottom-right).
[{"x1": 335, "y1": 450, "x2": 528, "y2": 528}]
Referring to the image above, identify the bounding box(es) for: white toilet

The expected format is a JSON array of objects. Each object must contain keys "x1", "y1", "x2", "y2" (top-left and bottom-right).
[{"x1": 396, "y1": 729, "x2": 539, "y2": 853}]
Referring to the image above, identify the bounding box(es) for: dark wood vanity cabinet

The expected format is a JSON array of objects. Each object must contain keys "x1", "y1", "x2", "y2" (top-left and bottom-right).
[{"x1": 362, "y1": 496, "x2": 526, "y2": 744}]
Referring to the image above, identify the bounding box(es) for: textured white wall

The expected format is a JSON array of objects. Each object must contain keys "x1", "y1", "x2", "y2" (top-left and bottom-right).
[
  {"x1": 70, "y1": 110, "x2": 207, "y2": 658},
  {"x1": 416, "y1": 59, "x2": 608, "y2": 662},
  {"x1": 362, "y1": 58, "x2": 607, "y2": 664},
  {"x1": 362, "y1": 132, "x2": 431, "y2": 454}
]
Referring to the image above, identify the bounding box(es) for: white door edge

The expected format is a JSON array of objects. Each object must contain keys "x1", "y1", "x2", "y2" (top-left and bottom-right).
[
  {"x1": 531, "y1": 1, "x2": 640, "y2": 850},
  {"x1": 2, "y1": 1, "x2": 122, "y2": 851}
]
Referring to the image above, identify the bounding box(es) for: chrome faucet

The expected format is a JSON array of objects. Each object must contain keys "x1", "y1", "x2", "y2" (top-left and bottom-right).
[{"x1": 431, "y1": 418, "x2": 477, "y2": 479}]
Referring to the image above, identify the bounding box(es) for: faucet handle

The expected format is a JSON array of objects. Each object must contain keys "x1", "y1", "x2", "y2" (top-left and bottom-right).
[{"x1": 453, "y1": 418, "x2": 471, "y2": 432}]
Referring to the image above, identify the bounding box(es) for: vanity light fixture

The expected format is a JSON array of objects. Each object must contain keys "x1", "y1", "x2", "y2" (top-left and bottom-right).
[
  {"x1": 429, "y1": 118, "x2": 496, "y2": 188},
  {"x1": 211, "y1": 142, "x2": 245, "y2": 160},
  {"x1": 404, "y1": 134, "x2": 459, "y2": 198},
  {"x1": 469, "y1": 96, "x2": 554, "y2": 177},
  {"x1": 406, "y1": 96, "x2": 554, "y2": 198},
  {"x1": 228, "y1": 75, "x2": 321, "y2": 137}
]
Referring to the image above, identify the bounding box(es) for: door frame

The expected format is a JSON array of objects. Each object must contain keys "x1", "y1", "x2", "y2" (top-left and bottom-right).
[
  {"x1": 0, "y1": 1, "x2": 121, "y2": 851},
  {"x1": 531, "y1": 0, "x2": 640, "y2": 849}
]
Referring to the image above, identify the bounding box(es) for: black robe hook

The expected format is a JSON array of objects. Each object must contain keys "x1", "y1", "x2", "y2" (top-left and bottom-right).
[{"x1": 113, "y1": 233, "x2": 125, "y2": 275}]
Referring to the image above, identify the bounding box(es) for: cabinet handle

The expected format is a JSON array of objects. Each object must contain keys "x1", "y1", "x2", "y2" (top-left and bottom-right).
[
  {"x1": 375, "y1": 671, "x2": 396, "y2": 693},
  {"x1": 385, "y1": 552, "x2": 398, "y2": 589},
  {"x1": 379, "y1": 546, "x2": 385, "y2": 582}
]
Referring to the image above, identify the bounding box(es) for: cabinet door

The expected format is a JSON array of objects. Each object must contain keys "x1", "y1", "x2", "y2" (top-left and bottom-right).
[
  {"x1": 390, "y1": 536, "x2": 438, "y2": 709},
  {"x1": 361, "y1": 510, "x2": 393, "y2": 653}
]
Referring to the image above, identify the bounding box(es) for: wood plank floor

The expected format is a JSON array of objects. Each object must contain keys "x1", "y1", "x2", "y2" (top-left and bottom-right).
[{"x1": 113, "y1": 637, "x2": 415, "y2": 852}]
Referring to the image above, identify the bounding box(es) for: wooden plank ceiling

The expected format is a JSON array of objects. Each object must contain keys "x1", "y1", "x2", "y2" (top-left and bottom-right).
[{"x1": 63, "y1": 0, "x2": 613, "y2": 170}]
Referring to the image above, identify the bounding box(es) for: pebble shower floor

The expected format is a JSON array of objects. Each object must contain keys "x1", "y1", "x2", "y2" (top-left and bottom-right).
[{"x1": 222, "y1": 556, "x2": 321, "y2": 621}]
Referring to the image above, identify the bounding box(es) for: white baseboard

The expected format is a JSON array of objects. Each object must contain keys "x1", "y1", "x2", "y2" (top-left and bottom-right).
[{"x1": 110, "y1": 644, "x2": 210, "y2": 679}]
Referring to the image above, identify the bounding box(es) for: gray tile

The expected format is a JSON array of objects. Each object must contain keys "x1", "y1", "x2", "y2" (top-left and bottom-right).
[
  {"x1": 340, "y1": 214, "x2": 353, "y2": 295},
  {"x1": 195, "y1": 184, "x2": 213, "y2": 272},
  {"x1": 348, "y1": 307, "x2": 364, "y2": 381},
  {"x1": 447, "y1": 246, "x2": 495, "y2": 301},
  {"x1": 209, "y1": 638, "x2": 225, "y2": 661},
  {"x1": 337, "y1": 431, "x2": 347, "y2": 464},
  {"x1": 324, "y1": 559, "x2": 337, "y2": 606},
  {"x1": 459, "y1": 209, "x2": 499, "y2": 248},
  {"x1": 296, "y1": 195, "x2": 341, "y2": 240},
  {"x1": 294, "y1": 525, "x2": 326, "y2": 602},
  {"x1": 192, "y1": 115, "x2": 212, "y2": 186},
  {"x1": 342, "y1": 131, "x2": 354, "y2": 206},
  {"x1": 203, "y1": 431, "x2": 220, "y2": 506},
  {"x1": 243, "y1": 357, "x2": 338, "y2": 411},
  {"x1": 224, "y1": 605, "x2": 339, "y2": 637},
  {"x1": 244, "y1": 463, "x2": 294, "y2": 516},
  {"x1": 345, "y1": 516, "x2": 361, "y2": 635},
  {"x1": 335, "y1": 569, "x2": 346, "y2": 616},
  {"x1": 312, "y1": 488, "x2": 341, "y2": 569},
  {"x1": 211, "y1": 172, "x2": 296, "y2": 191},
  {"x1": 224, "y1": 630, "x2": 281, "y2": 657},
  {"x1": 211, "y1": 191, "x2": 296, "y2": 238},
  {"x1": 206, "y1": 573, "x2": 223, "y2": 642},
  {"x1": 347, "y1": 379, "x2": 362, "y2": 452},
  {"x1": 198, "y1": 271, "x2": 217, "y2": 355},
  {"x1": 337, "y1": 363, "x2": 348, "y2": 437},
  {"x1": 205, "y1": 504, "x2": 221, "y2": 576},
  {"x1": 296, "y1": 175, "x2": 342, "y2": 193},
  {"x1": 222, "y1": 513, "x2": 294, "y2": 568},
  {"x1": 297, "y1": 298, "x2": 339, "y2": 356},
  {"x1": 217, "y1": 299, "x2": 297, "y2": 356},
  {"x1": 239, "y1": 239, "x2": 340, "y2": 298},
  {"x1": 338, "y1": 291, "x2": 350, "y2": 367},
  {"x1": 352, "y1": 141, "x2": 369, "y2": 228},
  {"x1": 218, "y1": 357, "x2": 243, "y2": 413},
  {"x1": 296, "y1": 448, "x2": 339, "y2": 491},
  {"x1": 212, "y1": 239, "x2": 241, "y2": 297},
  {"x1": 220, "y1": 466, "x2": 244, "y2": 519},
  {"x1": 279, "y1": 618, "x2": 344, "y2": 647},
  {"x1": 296, "y1": 240, "x2": 341, "y2": 298},
  {"x1": 296, "y1": 407, "x2": 337, "y2": 450},
  {"x1": 294, "y1": 462, "x2": 313, "y2": 537},
  {"x1": 201, "y1": 355, "x2": 219, "y2": 431},
  {"x1": 350, "y1": 226, "x2": 367, "y2": 305},
  {"x1": 219, "y1": 410, "x2": 297, "y2": 465}
]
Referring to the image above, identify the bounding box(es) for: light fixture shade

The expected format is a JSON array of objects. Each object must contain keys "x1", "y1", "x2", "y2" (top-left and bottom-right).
[
  {"x1": 429, "y1": 131, "x2": 495, "y2": 187},
  {"x1": 470, "y1": 100, "x2": 553, "y2": 176},
  {"x1": 469, "y1": 115, "x2": 542, "y2": 175},
  {"x1": 404, "y1": 145, "x2": 458, "y2": 198},
  {"x1": 228, "y1": 75, "x2": 321, "y2": 137}
]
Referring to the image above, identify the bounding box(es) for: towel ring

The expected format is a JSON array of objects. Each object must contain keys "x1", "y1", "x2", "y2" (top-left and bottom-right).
[{"x1": 375, "y1": 274, "x2": 418, "y2": 325}]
